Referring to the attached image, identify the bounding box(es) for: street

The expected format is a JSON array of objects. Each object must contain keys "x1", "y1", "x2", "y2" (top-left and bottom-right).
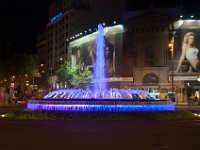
[
  {"x1": 0, "y1": 104, "x2": 200, "y2": 150},
  {"x1": 0, "y1": 119, "x2": 200, "y2": 150}
]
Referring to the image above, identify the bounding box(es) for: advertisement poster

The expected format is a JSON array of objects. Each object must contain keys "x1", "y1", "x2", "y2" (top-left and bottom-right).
[
  {"x1": 69, "y1": 25, "x2": 123, "y2": 77},
  {"x1": 174, "y1": 21, "x2": 200, "y2": 74}
]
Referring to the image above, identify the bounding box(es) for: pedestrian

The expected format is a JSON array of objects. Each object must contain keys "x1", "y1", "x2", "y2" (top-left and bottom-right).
[
  {"x1": 189, "y1": 92, "x2": 196, "y2": 105},
  {"x1": 8, "y1": 95, "x2": 12, "y2": 104}
]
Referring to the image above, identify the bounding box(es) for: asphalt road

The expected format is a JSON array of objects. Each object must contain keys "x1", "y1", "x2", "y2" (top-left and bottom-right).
[
  {"x1": 0, "y1": 103, "x2": 200, "y2": 150},
  {"x1": 0, "y1": 118, "x2": 200, "y2": 150}
]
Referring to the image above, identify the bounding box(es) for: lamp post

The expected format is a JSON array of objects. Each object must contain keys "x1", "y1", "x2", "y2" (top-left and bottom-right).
[
  {"x1": 198, "y1": 76, "x2": 200, "y2": 104},
  {"x1": 48, "y1": 67, "x2": 53, "y2": 90},
  {"x1": 169, "y1": 32, "x2": 175, "y2": 102},
  {"x1": 32, "y1": 74, "x2": 34, "y2": 87}
]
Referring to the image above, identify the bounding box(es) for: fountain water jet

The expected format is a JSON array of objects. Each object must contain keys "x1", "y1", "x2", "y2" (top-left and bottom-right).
[
  {"x1": 27, "y1": 24, "x2": 175, "y2": 112},
  {"x1": 94, "y1": 24, "x2": 106, "y2": 94}
]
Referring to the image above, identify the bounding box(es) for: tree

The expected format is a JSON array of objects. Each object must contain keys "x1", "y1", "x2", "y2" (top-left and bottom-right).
[
  {"x1": 56, "y1": 60, "x2": 92, "y2": 88},
  {"x1": 23, "y1": 55, "x2": 39, "y2": 77},
  {"x1": 0, "y1": 52, "x2": 39, "y2": 79},
  {"x1": 71, "y1": 66, "x2": 92, "y2": 89},
  {"x1": 0, "y1": 44, "x2": 41, "y2": 99},
  {"x1": 14, "y1": 54, "x2": 39, "y2": 100},
  {"x1": 56, "y1": 61, "x2": 77, "y2": 88}
]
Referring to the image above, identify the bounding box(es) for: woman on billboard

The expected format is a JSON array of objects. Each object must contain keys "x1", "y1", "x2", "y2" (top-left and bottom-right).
[{"x1": 176, "y1": 32, "x2": 200, "y2": 72}]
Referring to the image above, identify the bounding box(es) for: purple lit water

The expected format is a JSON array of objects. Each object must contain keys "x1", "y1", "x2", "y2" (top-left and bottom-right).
[
  {"x1": 27, "y1": 102, "x2": 175, "y2": 112},
  {"x1": 94, "y1": 24, "x2": 106, "y2": 93},
  {"x1": 43, "y1": 89, "x2": 156, "y2": 100}
]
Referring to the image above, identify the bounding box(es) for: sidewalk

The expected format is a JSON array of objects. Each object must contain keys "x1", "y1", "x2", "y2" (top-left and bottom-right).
[
  {"x1": 174, "y1": 102, "x2": 189, "y2": 106},
  {"x1": 0, "y1": 100, "x2": 16, "y2": 106},
  {"x1": 175, "y1": 103, "x2": 200, "y2": 113},
  {"x1": 0, "y1": 100, "x2": 10, "y2": 106},
  {"x1": 0, "y1": 100, "x2": 27, "y2": 115},
  {"x1": 0, "y1": 99, "x2": 26, "y2": 106}
]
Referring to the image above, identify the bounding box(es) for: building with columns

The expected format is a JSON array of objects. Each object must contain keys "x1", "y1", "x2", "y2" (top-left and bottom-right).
[{"x1": 123, "y1": 8, "x2": 179, "y2": 99}]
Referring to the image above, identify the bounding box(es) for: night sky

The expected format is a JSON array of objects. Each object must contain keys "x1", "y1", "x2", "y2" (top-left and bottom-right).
[
  {"x1": 0, "y1": 0, "x2": 51, "y2": 54},
  {"x1": 0, "y1": 0, "x2": 200, "y2": 54}
]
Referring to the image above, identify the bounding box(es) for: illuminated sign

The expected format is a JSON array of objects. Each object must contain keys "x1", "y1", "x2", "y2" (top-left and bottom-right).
[{"x1": 50, "y1": 12, "x2": 62, "y2": 22}]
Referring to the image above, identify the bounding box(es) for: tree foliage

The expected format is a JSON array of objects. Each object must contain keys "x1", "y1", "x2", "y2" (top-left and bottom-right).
[
  {"x1": 56, "y1": 60, "x2": 92, "y2": 88},
  {"x1": 71, "y1": 66, "x2": 92, "y2": 89},
  {"x1": 56, "y1": 61, "x2": 77, "y2": 87},
  {"x1": 0, "y1": 51, "x2": 38, "y2": 80},
  {"x1": 0, "y1": 49, "x2": 40, "y2": 99}
]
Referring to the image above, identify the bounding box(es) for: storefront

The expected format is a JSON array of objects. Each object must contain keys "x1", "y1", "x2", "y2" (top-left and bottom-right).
[
  {"x1": 132, "y1": 66, "x2": 170, "y2": 100},
  {"x1": 168, "y1": 72, "x2": 200, "y2": 102}
]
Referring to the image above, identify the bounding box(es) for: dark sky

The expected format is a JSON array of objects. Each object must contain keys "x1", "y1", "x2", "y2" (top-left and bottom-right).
[
  {"x1": 0, "y1": 0, "x2": 200, "y2": 54},
  {"x1": 0, "y1": 0, "x2": 51, "y2": 54}
]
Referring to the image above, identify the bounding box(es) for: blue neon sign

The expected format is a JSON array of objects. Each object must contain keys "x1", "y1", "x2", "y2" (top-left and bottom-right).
[{"x1": 50, "y1": 12, "x2": 63, "y2": 22}]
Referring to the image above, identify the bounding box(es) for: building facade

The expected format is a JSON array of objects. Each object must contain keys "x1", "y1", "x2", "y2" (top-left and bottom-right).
[
  {"x1": 38, "y1": 1, "x2": 200, "y2": 102},
  {"x1": 37, "y1": 0, "x2": 124, "y2": 75},
  {"x1": 123, "y1": 8, "x2": 179, "y2": 99}
]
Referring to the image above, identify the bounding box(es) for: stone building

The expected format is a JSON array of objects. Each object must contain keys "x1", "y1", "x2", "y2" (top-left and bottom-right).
[{"x1": 123, "y1": 8, "x2": 179, "y2": 99}]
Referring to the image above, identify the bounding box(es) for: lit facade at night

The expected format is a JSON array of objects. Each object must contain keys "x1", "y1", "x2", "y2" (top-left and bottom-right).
[
  {"x1": 37, "y1": 1, "x2": 200, "y2": 103},
  {"x1": 37, "y1": 0, "x2": 124, "y2": 74}
]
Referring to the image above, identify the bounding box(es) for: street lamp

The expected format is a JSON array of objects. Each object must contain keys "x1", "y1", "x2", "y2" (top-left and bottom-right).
[
  {"x1": 10, "y1": 76, "x2": 16, "y2": 85},
  {"x1": 48, "y1": 67, "x2": 53, "y2": 89},
  {"x1": 197, "y1": 76, "x2": 200, "y2": 82},
  {"x1": 59, "y1": 57, "x2": 63, "y2": 62},
  {"x1": 40, "y1": 63, "x2": 44, "y2": 67},
  {"x1": 169, "y1": 32, "x2": 175, "y2": 101}
]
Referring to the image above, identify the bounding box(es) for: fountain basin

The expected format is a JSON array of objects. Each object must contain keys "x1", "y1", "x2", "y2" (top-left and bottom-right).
[
  {"x1": 43, "y1": 89, "x2": 157, "y2": 100},
  {"x1": 27, "y1": 99, "x2": 174, "y2": 112},
  {"x1": 27, "y1": 23, "x2": 175, "y2": 113}
]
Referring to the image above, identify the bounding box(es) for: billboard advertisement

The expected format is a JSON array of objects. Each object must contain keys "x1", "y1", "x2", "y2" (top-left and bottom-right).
[
  {"x1": 69, "y1": 25, "x2": 123, "y2": 77},
  {"x1": 173, "y1": 20, "x2": 200, "y2": 74}
]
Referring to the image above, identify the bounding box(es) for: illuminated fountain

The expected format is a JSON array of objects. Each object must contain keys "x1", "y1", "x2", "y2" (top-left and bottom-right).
[
  {"x1": 43, "y1": 89, "x2": 156, "y2": 100},
  {"x1": 94, "y1": 24, "x2": 106, "y2": 94},
  {"x1": 27, "y1": 24, "x2": 174, "y2": 112}
]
